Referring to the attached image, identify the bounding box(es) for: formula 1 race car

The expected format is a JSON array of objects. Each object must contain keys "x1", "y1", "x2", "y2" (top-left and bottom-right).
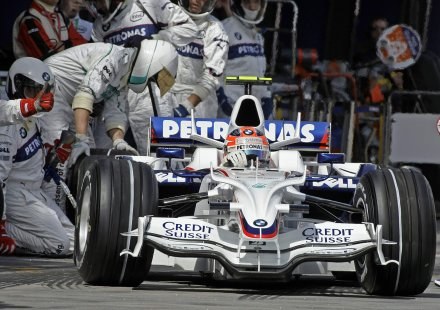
[{"x1": 73, "y1": 77, "x2": 436, "y2": 296}]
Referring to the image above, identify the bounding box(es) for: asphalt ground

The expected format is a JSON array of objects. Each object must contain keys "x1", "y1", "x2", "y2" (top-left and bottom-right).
[{"x1": 0, "y1": 220, "x2": 439, "y2": 310}]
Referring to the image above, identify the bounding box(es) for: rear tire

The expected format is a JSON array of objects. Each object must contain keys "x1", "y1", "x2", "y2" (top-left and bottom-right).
[
  {"x1": 74, "y1": 158, "x2": 158, "y2": 286},
  {"x1": 353, "y1": 167, "x2": 436, "y2": 295}
]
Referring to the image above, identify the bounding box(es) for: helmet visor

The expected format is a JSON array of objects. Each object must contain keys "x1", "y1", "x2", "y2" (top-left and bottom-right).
[
  {"x1": 25, "y1": 81, "x2": 53, "y2": 99},
  {"x1": 180, "y1": 0, "x2": 217, "y2": 15}
]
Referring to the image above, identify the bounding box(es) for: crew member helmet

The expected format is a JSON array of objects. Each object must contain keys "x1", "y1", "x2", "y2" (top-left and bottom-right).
[
  {"x1": 6, "y1": 57, "x2": 54, "y2": 99},
  {"x1": 224, "y1": 126, "x2": 270, "y2": 167},
  {"x1": 231, "y1": 0, "x2": 267, "y2": 25},
  {"x1": 128, "y1": 39, "x2": 178, "y2": 95},
  {"x1": 178, "y1": 0, "x2": 217, "y2": 19}
]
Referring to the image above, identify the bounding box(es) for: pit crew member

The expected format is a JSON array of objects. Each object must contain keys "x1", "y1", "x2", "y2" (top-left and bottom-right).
[
  {"x1": 170, "y1": 0, "x2": 229, "y2": 118},
  {"x1": 38, "y1": 39, "x2": 177, "y2": 210},
  {"x1": 86, "y1": 0, "x2": 198, "y2": 154},
  {"x1": 13, "y1": 0, "x2": 87, "y2": 60},
  {"x1": 216, "y1": 0, "x2": 273, "y2": 119},
  {"x1": 0, "y1": 57, "x2": 74, "y2": 256}
]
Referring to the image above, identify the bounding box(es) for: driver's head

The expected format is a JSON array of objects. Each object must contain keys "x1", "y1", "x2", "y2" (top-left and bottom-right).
[
  {"x1": 6, "y1": 57, "x2": 55, "y2": 99},
  {"x1": 127, "y1": 39, "x2": 178, "y2": 95},
  {"x1": 224, "y1": 126, "x2": 270, "y2": 167}
]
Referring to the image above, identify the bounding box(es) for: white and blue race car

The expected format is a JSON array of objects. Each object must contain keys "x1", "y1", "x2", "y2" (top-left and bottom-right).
[{"x1": 73, "y1": 78, "x2": 436, "y2": 296}]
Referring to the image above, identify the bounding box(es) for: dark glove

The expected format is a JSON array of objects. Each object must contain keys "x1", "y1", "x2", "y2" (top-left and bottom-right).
[
  {"x1": 261, "y1": 97, "x2": 274, "y2": 119},
  {"x1": 43, "y1": 138, "x2": 73, "y2": 183},
  {"x1": 173, "y1": 104, "x2": 189, "y2": 117},
  {"x1": 217, "y1": 87, "x2": 233, "y2": 116}
]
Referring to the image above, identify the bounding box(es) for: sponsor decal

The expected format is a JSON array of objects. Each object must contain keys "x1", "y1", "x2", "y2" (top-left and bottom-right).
[
  {"x1": 158, "y1": 118, "x2": 321, "y2": 143},
  {"x1": 103, "y1": 24, "x2": 157, "y2": 44},
  {"x1": 155, "y1": 172, "x2": 186, "y2": 183},
  {"x1": 177, "y1": 42, "x2": 204, "y2": 59},
  {"x1": 19, "y1": 127, "x2": 27, "y2": 138},
  {"x1": 14, "y1": 133, "x2": 42, "y2": 162},
  {"x1": 130, "y1": 11, "x2": 144, "y2": 22},
  {"x1": 251, "y1": 183, "x2": 266, "y2": 189},
  {"x1": 312, "y1": 177, "x2": 357, "y2": 189},
  {"x1": 228, "y1": 43, "x2": 264, "y2": 60},
  {"x1": 163, "y1": 221, "x2": 213, "y2": 239},
  {"x1": 302, "y1": 227, "x2": 354, "y2": 243},
  {"x1": 101, "y1": 64, "x2": 113, "y2": 83},
  {"x1": 249, "y1": 241, "x2": 266, "y2": 245},
  {"x1": 234, "y1": 32, "x2": 242, "y2": 40},
  {"x1": 253, "y1": 219, "x2": 267, "y2": 227},
  {"x1": 42, "y1": 72, "x2": 50, "y2": 81}
]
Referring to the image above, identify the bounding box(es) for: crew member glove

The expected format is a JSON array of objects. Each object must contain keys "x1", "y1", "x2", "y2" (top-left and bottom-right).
[
  {"x1": 112, "y1": 139, "x2": 140, "y2": 155},
  {"x1": 67, "y1": 134, "x2": 91, "y2": 168},
  {"x1": 0, "y1": 220, "x2": 16, "y2": 255},
  {"x1": 173, "y1": 99, "x2": 193, "y2": 117},
  {"x1": 223, "y1": 150, "x2": 247, "y2": 167},
  {"x1": 45, "y1": 138, "x2": 73, "y2": 165},
  {"x1": 20, "y1": 92, "x2": 54, "y2": 117}
]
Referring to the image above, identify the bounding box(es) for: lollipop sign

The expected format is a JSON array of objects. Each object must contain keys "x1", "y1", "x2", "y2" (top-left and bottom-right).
[{"x1": 376, "y1": 24, "x2": 422, "y2": 70}]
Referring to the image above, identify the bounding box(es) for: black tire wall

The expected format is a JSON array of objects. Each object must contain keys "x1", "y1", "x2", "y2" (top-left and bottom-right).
[
  {"x1": 353, "y1": 167, "x2": 436, "y2": 296},
  {"x1": 74, "y1": 158, "x2": 158, "y2": 286}
]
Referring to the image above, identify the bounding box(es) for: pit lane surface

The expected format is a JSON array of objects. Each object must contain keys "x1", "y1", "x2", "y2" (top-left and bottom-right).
[{"x1": 1, "y1": 221, "x2": 439, "y2": 310}]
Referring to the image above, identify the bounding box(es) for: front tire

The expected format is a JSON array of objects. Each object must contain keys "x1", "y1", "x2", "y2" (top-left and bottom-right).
[
  {"x1": 353, "y1": 167, "x2": 436, "y2": 295},
  {"x1": 74, "y1": 158, "x2": 158, "y2": 286}
]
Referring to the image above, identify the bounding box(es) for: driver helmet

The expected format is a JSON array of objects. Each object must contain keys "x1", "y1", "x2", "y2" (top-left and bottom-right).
[
  {"x1": 178, "y1": 0, "x2": 217, "y2": 19},
  {"x1": 231, "y1": 0, "x2": 267, "y2": 25},
  {"x1": 128, "y1": 39, "x2": 178, "y2": 95},
  {"x1": 224, "y1": 126, "x2": 270, "y2": 166},
  {"x1": 83, "y1": 0, "x2": 127, "y2": 24},
  {"x1": 6, "y1": 57, "x2": 54, "y2": 100}
]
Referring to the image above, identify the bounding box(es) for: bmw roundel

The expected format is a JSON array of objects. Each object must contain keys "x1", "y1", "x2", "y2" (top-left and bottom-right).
[
  {"x1": 253, "y1": 219, "x2": 267, "y2": 227},
  {"x1": 19, "y1": 127, "x2": 27, "y2": 138},
  {"x1": 244, "y1": 129, "x2": 254, "y2": 135},
  {"x1": 234, "y1": 32, "x2": 242, "y2": 40},
  {"x1": 42, "y1": 72, "x2": 50, "y2": 81}
]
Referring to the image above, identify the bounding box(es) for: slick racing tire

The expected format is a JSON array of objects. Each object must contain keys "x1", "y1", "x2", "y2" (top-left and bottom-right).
[
  {"x1": 74, "y1": 158, "x2": 158, "y2": 286},
  {"x1": 353, "y1": 167, "x2": 436, "y2": 296},
  {"x1": 66, "y1": 149, "x2": 137, "y2": 223}
]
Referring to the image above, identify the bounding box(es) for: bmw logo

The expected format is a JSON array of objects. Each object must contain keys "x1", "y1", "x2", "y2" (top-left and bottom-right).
[
  {"x1": 253, "y1": 219, "x2": 267, "y2": 227},
  {"x1": 244, "y1": 129, "x2": 253, "y2": 135},
  {"x1": 234, "y1": 32, "x2": 242, "y2": 40},
  {"x1": 42, "y1": 72, "x2": 50, "y2": 81},
  {"x1": 19, "y1": 127, "x2": 27, "y2": 138}
]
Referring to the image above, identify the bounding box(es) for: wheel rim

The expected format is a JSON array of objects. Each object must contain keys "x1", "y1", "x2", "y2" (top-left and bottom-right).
[
  {"x1": 354, "y1": 196, "x2": 368, "y2": 272},
  {"x1": 79, "y1": 184, "x2": 92, "y2": 257}
]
